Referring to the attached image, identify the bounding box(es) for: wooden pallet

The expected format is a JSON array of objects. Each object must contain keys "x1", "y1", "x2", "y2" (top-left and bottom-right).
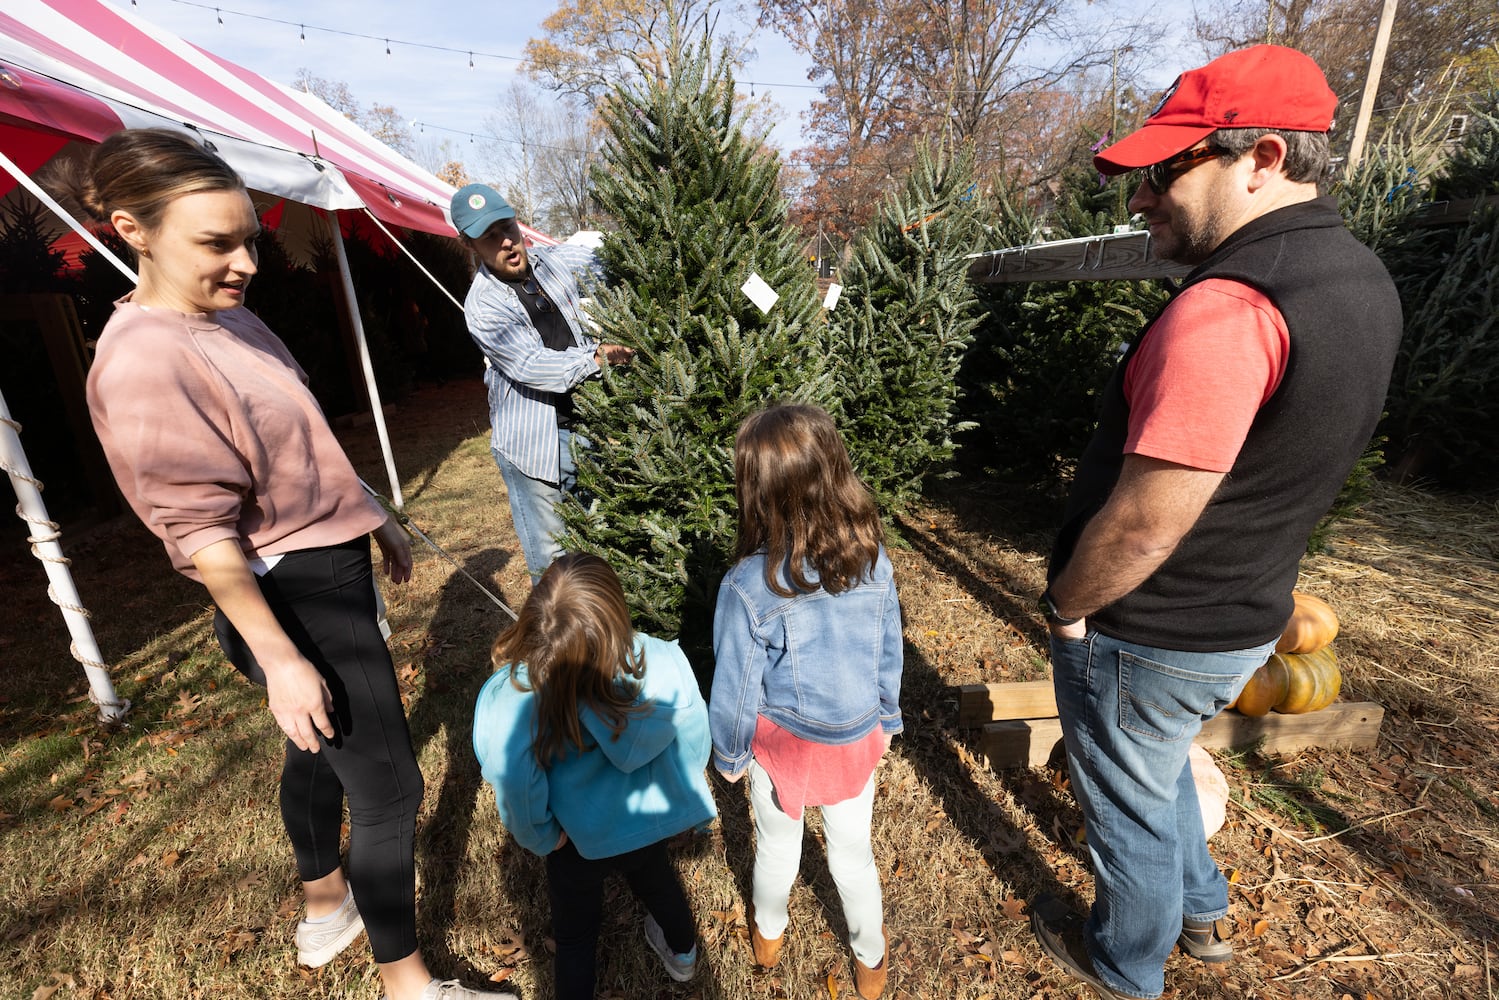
[{"x1": 958, "y1": 681, "x2": 1384, "y2": 770}]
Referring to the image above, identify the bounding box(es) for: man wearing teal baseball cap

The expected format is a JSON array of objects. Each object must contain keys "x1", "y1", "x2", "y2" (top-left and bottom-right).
[
  {"x1": 450, "y1": 183, "x2": 634, "y2": 583},
  {"x1": 1029, "y1": 46, "x2": 1402, "y2": 999}
]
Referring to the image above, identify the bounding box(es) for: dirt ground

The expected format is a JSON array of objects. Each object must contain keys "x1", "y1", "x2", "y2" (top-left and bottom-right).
[{"x1": 2, "y1": 376, "x2": 1496, "y2": 1000}]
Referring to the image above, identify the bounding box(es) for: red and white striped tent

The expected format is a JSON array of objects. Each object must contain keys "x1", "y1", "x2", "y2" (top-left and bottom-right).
[
  {"x1": 0, "y1": 0, "x2": 556, "y2": 244},
  {"x1": 0, "y1": 0, "x2": 545, "y2": 721}
]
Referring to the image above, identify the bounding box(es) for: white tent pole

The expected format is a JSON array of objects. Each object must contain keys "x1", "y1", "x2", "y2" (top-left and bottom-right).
[
  {"x1": 360, "y1": 209, "x2": 464, "y2": 313},
  {"x1": 326, "y1": 212, "x2": 404, "y2": 510},
  {"x1": 0, "y1": 392, "x2": 129, "y2": 723},
  {"x1": 0, "y1": 148, "x2": 137, "y2": 284}
]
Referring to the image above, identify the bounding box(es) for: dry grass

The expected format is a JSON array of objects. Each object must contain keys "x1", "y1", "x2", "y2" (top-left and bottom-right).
[{"x1": 2, "y1": 377, "x2": 1497, "y2": 999}]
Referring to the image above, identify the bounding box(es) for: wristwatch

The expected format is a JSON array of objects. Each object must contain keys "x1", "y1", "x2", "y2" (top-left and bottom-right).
[{"x1": 1039, "y1": 589, "x2": 1082, "y2": 627}]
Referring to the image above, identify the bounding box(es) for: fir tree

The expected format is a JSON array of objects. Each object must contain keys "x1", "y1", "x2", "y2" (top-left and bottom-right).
[
  {"x1": 824, "y1": 142, "x2": 987, "y2": 512},
  {"x1": 557, "y1": 28, "x2": 824, "y2": 650},
  {"x1": 958, "y1": 163, "x2": 1166, "y2": 490}
]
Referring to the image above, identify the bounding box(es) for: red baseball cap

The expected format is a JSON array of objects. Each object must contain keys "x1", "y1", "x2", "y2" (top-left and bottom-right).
[{"x1": 1095, "y1": 45, "x2": 1337, "y2": 176}]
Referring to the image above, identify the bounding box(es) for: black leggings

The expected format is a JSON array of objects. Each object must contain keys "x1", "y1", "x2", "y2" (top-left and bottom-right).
[
  {"x1": 213, "y1": 537, "x2": 424, "y2": 963},
  {"x1": 545, "y1": 837, "x2": 695, "y2": 999}
]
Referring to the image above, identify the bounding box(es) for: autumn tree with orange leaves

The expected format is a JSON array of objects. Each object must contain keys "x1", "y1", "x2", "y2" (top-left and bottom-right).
[{"x1": 758, "y1": 0, "x2": 1158, "y2": 238}]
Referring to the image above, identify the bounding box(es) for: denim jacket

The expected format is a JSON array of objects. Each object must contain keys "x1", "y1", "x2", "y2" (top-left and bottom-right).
[{"x1": 710, "y1": 546, "x2": 903, "y2": 778}]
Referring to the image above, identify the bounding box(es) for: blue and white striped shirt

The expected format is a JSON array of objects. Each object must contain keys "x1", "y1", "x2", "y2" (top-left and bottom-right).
[{"x1": 463, "y1": 243, "x2": 604, "y2": 483}]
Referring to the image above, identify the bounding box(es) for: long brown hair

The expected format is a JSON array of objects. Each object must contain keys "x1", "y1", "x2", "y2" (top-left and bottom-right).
[
  {"x1": 733, "y1": 403, "x2": 883, "y2": 597},
  {"x1": 490, "y1": 554, "x2": 645, "y2": 767},
  {"x1": 45, "y1": 127, "x2": 244, "y2": 238}
]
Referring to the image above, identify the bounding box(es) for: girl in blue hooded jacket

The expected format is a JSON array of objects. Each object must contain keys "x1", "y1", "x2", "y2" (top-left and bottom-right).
[{"x1": 473, "y1": 554, "x2": 716, "y2": 999}]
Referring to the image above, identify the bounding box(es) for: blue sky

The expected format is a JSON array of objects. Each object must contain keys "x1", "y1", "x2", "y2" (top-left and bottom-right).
[
  {"x1": 103, "y1": 0, "x2": 1192, "y2": 172},
  {"x1": 104, "y1": 0, "x2": 825, "y2": 161}
]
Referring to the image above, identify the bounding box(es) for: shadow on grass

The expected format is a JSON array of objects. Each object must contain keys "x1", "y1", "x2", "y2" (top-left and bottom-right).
[{"x1": 407, "y1": 546, "x2": 519, "y2": 984}]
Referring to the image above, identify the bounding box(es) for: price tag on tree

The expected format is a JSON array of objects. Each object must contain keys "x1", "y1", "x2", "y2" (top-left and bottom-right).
[{"x1": 740, "y1": 272, "x2": 779, "y2": 313}]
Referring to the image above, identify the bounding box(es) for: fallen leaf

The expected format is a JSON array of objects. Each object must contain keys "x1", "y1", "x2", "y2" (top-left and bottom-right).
[
  {"x1": 46, "y1": 794, "x2": 72, "y2": 813},
  {"x1": 826, "y1": 972, "x2": 838, "y2": 998},
  {"x1": 999, "y1": 896, "x2": 1027, "y2": 921},
  {"x1": 160, "y1": 849, "x2": 182, "y2": 869}
]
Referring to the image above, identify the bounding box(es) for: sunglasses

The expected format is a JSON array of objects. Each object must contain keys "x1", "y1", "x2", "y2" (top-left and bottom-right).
[
  {"x1": 520, "y1": 275, "x2": 553, "y2": 312},
  {"x1": 1140, "y1": 145, "x2": 1223, "y2": 195}
]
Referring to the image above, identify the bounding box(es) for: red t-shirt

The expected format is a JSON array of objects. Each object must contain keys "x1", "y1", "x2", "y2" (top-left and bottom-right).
[{"x1": 1122, "y1": 279, "x2": 1290, "y2": 473}]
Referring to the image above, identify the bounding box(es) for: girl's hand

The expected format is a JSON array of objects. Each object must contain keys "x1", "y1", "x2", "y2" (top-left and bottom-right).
[
  {"x1": 882, "y1": 731, "x2": 893, "y2": 754},
  {"x1": 373, "y1": 514, "x2": 413, "y2": 584},
  {"x1": 264, "y1": 654, "x2": 337, "y2": 753},
  {"x1": 555, "y1": 830, "x2": 569, "y2": 851},
  {"x1": 717, "y1": 768, "x2": 743, "y2": 784}
]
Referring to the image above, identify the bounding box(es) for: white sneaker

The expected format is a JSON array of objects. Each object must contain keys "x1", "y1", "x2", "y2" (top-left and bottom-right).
[
  {"x1": 643, "y1": 913, "x2": 698, "y2": 983},
  {"x1": 417, "y1": 979, "x2": 520, "y2": 1000},
  {"x1": 295, "y1": 889, "x2": 364, "y2": 967}
]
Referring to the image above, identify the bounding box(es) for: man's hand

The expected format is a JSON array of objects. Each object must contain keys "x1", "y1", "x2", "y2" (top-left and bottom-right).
[
  {"x1": 718, "y1": 767, "x2": 743, "y2": 784},
  {"x1": 1049, "y1": 617, "x2": 1088, "y2": 641},
  {"x1": 595, "y1": 343, "x2": 635, "y2": 366}
]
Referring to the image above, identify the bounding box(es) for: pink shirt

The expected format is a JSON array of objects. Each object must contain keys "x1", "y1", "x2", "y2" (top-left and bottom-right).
[
  {"x1": 751, "y1": 716, "x2": 885, "y2": 821},
  {"x1": 1123, "y1": 279, "x2": 1289, "y2": 472},
  {"x1": 86, "y1": 298, "x2": 386, "y2": 581}
]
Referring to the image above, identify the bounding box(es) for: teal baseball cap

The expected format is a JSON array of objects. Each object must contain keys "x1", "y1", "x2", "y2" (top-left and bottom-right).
[{"x1": 450, "y1": 183, "x2": 516, "y2": 238}]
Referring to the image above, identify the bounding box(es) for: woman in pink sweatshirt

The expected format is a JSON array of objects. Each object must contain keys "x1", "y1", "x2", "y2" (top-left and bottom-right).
[{"x1": 59, "y1": 128, "x2": 508, "y2": 1000}]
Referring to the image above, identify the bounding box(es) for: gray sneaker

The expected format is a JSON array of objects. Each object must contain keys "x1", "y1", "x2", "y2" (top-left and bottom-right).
[
  {"x1": 1178, "y1": 916, "x2": 1234, "y2": 963},
  {"x1": 417, "y1": 980, "x2": 519, "y2": 1000},
  {"x1": 643, "y1": 913, "x2": 698, "y2": 983},
  {"x1": 295, "y1": 890, "x2": 364, "y2": 967}
]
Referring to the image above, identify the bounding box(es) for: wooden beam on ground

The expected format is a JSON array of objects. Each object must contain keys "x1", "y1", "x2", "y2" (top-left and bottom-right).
[
  {"x1": 958, "y1": 681, "x2": 1057, "y2": 727},
  {"x1": 965, "y1": 231, "x2": 1192, "y2": 284},
  {"x1": 979, "y1": 701, "x2": 1385, "y2": 770}
]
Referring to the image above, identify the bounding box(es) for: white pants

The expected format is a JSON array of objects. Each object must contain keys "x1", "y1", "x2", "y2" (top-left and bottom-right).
[{"x1": 748, "y1": 758, "x2": 885, "y2": 965}]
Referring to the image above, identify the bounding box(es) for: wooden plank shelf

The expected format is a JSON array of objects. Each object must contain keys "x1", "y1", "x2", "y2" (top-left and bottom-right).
[{"x1": 978, "y1": 701, "x2": 1385, "y2": 770}]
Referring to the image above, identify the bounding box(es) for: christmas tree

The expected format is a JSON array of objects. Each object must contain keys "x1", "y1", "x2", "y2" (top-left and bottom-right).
[
  {"x1": 824, "y1": 141, "x2": 987, "y2": 512},
  {"x1": 958, "y1": 161, "x2": 1166, "y2": 489},
  {"x1": 557, "y1": 28, "x2": 825, "y2": 651}
]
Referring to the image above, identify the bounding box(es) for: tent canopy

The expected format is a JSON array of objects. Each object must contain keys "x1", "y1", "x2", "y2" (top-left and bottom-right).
[{"x1": 0, "y1": 0, "x2": 554, "y2": 245}]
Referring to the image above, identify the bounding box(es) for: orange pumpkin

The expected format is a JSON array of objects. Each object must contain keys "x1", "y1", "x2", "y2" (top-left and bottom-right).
[
  {"x1": 1231, "y1": 656, "x2": 1290, "y2": 717},
  {"x1": 1270, "y1": 646, "x2": 1342, "y2": 714},
  {"x1": 1276, "y1": 592, "x2": 1340, "y2": 654}
]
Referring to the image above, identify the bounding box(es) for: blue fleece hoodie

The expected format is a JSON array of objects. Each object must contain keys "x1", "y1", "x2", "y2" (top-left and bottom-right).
[{"x1": 472, "y1": 632, "x2": 717, "y2": 860}]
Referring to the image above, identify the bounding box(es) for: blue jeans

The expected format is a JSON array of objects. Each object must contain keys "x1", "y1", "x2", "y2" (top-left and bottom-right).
[
  {"x1": 492, "y1": 427, "x2": 579, "y2": 583},
  {"x1": 1050, "y1": 629, "x2": 1277, "y2": 999}
]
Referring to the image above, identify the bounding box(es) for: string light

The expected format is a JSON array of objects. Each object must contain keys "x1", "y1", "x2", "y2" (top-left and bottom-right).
[
  {"x1": 468, "y1": 51, "x2": 474, "y2": 70},
  {"x1": 154, "y1": 0, "x2": 527, "y2": 67}
]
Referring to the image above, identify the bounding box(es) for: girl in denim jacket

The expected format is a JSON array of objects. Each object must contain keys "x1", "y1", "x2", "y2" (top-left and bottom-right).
[
  {"x1": 710, "y1": 404, "x2": 904, "y2": 1000},
  {"x1": 473, "y1": 554, "x2": 717, "y2": 999}
]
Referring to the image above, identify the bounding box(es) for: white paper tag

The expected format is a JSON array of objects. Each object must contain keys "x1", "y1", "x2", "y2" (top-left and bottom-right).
[
  {"x1": 822, "y1": 282, "x2": 843, "y2": 310},
  {"x1": 740, "y1": 272, "x2": 779, "y2": 313}
]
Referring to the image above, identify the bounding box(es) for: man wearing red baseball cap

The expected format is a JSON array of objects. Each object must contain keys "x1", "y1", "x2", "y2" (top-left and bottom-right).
[{"x1": 1030, "y1": 46, "x2": 1402, "y2": 999}]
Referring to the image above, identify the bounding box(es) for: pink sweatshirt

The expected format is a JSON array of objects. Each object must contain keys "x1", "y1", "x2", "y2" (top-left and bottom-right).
[{"x1": 86, "y1": 297, "x2": 386, "y2": 582}]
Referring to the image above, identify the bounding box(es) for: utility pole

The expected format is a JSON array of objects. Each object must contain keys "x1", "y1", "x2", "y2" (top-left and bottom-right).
[{"x1": 1346, "y1": 0, "x2": 1400, "y2": 173}]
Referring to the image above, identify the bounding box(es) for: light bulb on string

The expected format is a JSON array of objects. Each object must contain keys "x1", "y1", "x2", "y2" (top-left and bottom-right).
[
  {"x1": 468, "y1": 51, "x2": 474, "y2": 70},
  {"x1": 215, "y1": 8, "x2": 223, "y2": 25},
  {"x1": 299, "y1": 24, "x2": 305, "y2": 42},
  {"x1": 385, "y1": 39, "x2": 391, "y2": 57}
]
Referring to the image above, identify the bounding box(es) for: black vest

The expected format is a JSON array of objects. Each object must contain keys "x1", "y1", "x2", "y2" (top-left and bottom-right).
[{"x1": 1049, "y1": 197, "x2": 1402, "y2": 651}]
